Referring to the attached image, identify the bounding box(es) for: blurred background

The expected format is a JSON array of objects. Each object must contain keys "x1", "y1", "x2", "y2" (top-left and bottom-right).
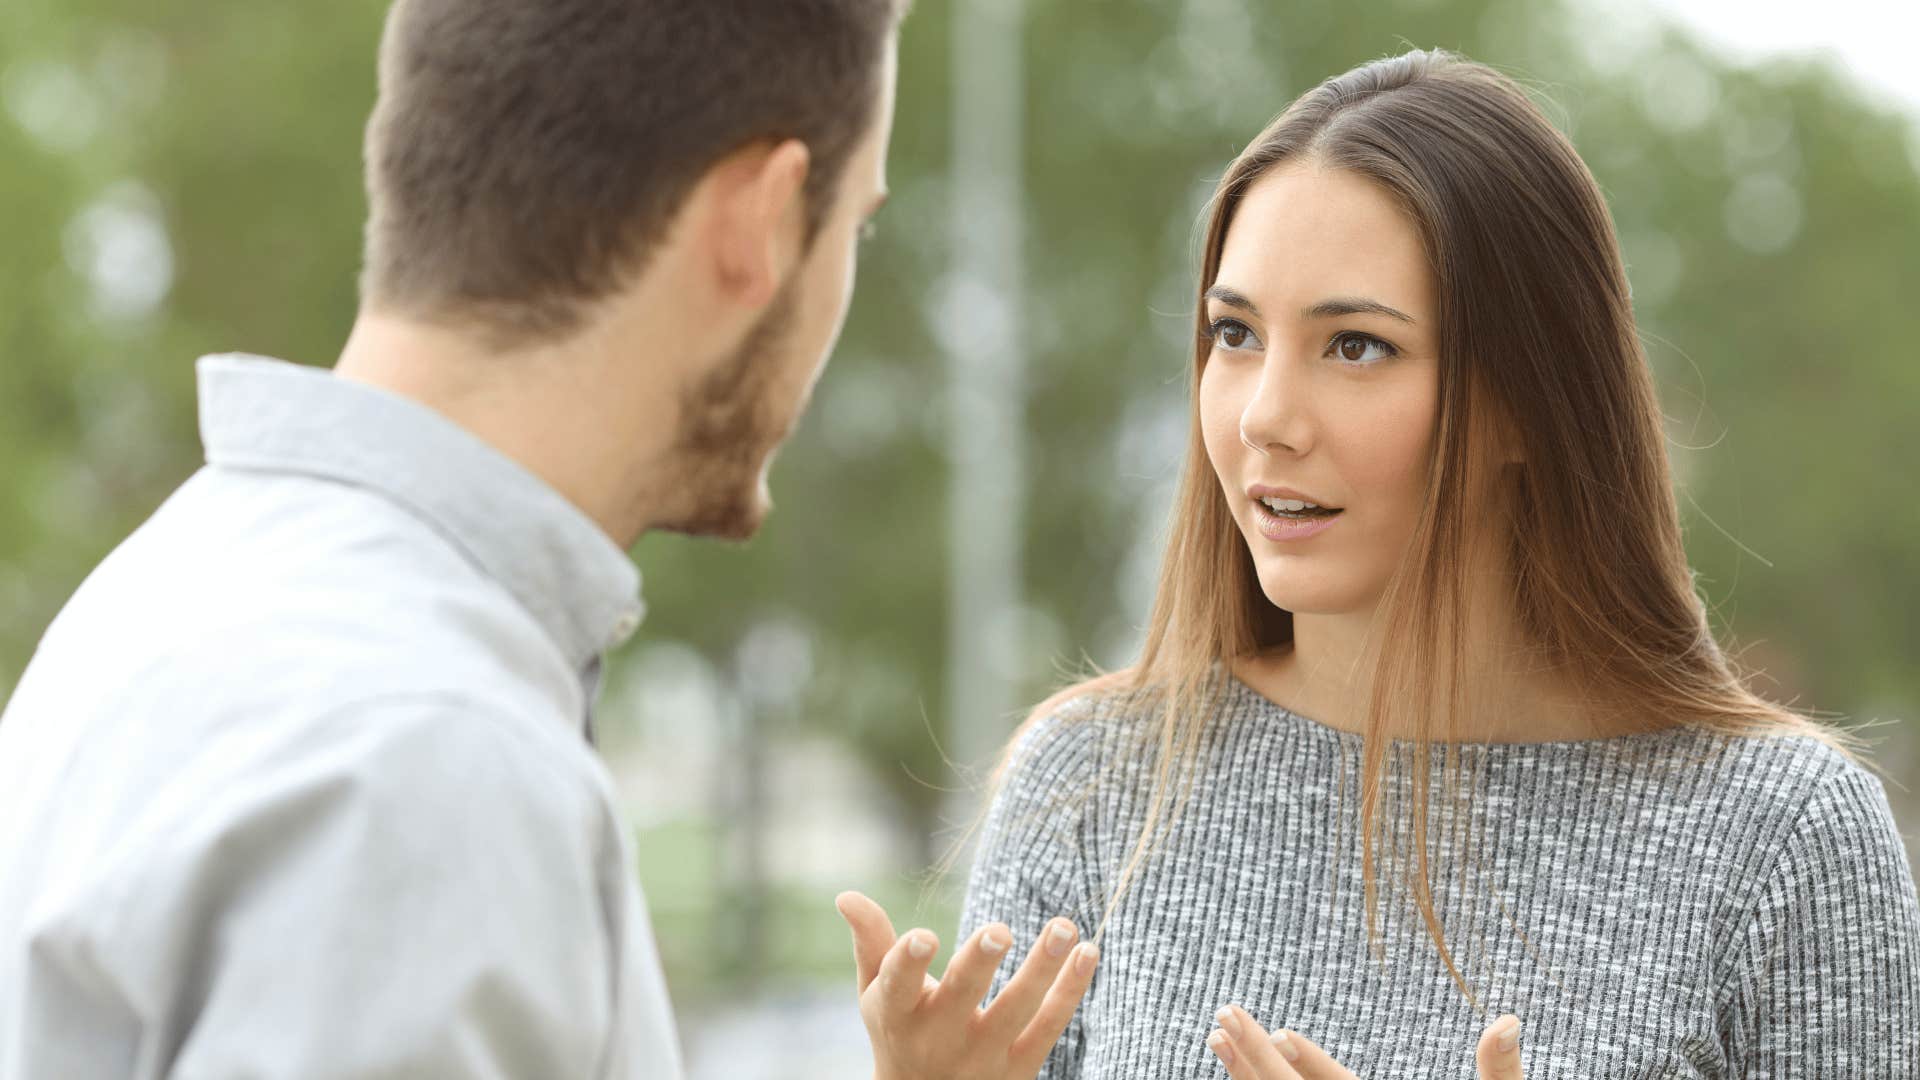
[{"x1": 3, "y1": 0, "x2": 1916, "y2": 1073}]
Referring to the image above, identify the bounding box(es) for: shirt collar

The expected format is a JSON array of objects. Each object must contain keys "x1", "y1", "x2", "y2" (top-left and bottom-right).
[{"x1": 195, "y1": 353, "x2": 645, "y2": 674}]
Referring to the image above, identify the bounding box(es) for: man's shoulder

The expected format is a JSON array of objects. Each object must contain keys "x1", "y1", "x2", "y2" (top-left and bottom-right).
[
  {"x1": 117, "y1": 464, "x2": 525, "y2": 626},
  {"x1": 31, "y1": 464, "x2": 574, "y2": 718},
  {"x1": 140, "y1": 691, "x2": 611, "y2": 909},
  {"x1": 280, "y1": 691, "x2": 609, "y2": 826}
]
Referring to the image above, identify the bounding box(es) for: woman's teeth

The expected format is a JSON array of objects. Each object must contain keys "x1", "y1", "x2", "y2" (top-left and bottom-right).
[{"x1": 1260, "y1": 496, "x2": 1337, "y2": 516}]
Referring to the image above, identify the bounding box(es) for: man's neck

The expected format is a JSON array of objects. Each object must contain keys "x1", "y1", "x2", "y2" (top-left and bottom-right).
[{"x1": 332, "y1": 312, "x2": 677, "y2": 548}]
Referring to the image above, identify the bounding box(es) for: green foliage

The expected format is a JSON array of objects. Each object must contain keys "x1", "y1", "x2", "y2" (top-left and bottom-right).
[{"x1": 4, "y1": 0, "x2": 1915, "y2": 1000}]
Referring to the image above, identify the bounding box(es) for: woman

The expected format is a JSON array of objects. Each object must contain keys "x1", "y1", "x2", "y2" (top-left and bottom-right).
[{"x1": 841, "y1": 48, "x2": 1920, "y2": 1078}]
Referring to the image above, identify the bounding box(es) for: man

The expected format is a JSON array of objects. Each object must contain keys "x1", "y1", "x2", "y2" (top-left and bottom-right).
[{"x1": 0, "y1": 1, "x2": 1053, "y2": 1075}]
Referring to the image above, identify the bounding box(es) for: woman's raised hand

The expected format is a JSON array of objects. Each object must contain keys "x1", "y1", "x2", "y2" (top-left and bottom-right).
[
  {"x1": 836, "y1": 890, "x2": 1099, "y2": 1080},
  {"x1": 1205, "y1": 1004, "x2": 1524, "y2": 1080}
]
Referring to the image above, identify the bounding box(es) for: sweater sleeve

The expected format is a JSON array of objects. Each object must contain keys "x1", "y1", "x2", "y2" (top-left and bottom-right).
[
  {"x1": 1717, "y1": 762, "x2": 1920, "y2": 1076},
  {"x1": 958, "y1": 698, "x2": 1105, "y2": 1080}
]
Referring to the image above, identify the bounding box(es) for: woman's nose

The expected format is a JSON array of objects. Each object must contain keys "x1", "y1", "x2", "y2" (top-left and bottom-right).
[{"x1": 1238, "y1": 360, "x2": 1313, "y2": 457}]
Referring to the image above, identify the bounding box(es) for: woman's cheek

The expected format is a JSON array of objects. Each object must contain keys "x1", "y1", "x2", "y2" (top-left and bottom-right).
[
  {"x1": 1337, "y1": 378, "x2": 1437, "y2": 526},
  {"x1": 1197, "y1": 366, "x2": 1242, "y2": 481},
  {"x1": 1387, "y1": 385, "x2": 1439, "y2": 489}
]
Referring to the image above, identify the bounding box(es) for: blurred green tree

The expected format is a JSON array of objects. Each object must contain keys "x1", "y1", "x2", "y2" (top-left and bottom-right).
[{"x1": 3, "y1": 0, "x2": 1915, "y2": 1003}]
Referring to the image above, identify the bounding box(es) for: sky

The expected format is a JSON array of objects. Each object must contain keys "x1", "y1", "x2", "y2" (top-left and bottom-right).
[{"x1": 1642, "y1": 0, "x2": 1920, "y2": 117}]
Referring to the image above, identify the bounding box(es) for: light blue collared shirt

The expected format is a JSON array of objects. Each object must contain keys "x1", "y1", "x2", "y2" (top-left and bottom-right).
[{"x1": 0, "y1": 354, "x2": 682, "y2": 1078}]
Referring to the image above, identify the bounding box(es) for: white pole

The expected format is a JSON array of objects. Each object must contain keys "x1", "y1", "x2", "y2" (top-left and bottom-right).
[{"x1": 945, "y1": 0, "x2": 1026, "y2": 827}]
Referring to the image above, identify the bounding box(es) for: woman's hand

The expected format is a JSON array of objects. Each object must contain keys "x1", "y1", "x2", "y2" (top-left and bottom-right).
[
  {"x1": 1204, "y1": 1004, "x2": 1524, "y2": 1080},
  {"x1": 836, "y1": 890, "x2": 1099, "y2": 1080}
]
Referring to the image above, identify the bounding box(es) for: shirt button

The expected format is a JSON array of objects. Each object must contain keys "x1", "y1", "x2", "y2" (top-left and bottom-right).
[{"x1": 609, "y1": 611, "x2": 641, "y2": 646}]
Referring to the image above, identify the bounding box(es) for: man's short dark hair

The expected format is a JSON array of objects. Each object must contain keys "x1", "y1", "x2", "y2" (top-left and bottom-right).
[{"x1": 360, "y1": 0, "x2": 905, "y2": 345}]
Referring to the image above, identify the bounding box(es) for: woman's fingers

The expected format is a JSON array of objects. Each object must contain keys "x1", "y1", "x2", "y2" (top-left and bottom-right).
[
  {"x1": 977, "y1": 917, "x2": 1081, "y2": 1041},
  {"x1": 1206, "y1": 1005, "x2": 1300, "y2": 1079},
  {"x1": 1005, "y1": 941, "x2": 1100, "y2": 1076},
  {"x1": 1266, "y1": 1026, "x2": 1362, "y2": 1079},
  {"x1": 1214, "y1": 1016, "x2": 1360, "y2": 1080},
  {"x1": 1201, "y1": 1005, "x2": 1525, "y2": 1080},
  {"x1": 1475, "y1": 1014, "x2": 1525, "y2": 1079},
  {"x1": 925, "y1": 922, "x2": 1014, "y2": 1016},
  {"x1": 834, "y1": 891, "x2": 898, "y2": 995},
  {"x1": 1206, "y1": 1025, "x2": 1265, "y2": 1080},
  {"x1": 873, "y1": 927, "x2": 941, "y2": 1018}
]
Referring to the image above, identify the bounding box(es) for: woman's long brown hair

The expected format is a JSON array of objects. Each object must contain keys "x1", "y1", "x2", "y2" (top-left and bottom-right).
[{"x1": 964, "y1": 48, "x2": 1866, "y2": 1009}]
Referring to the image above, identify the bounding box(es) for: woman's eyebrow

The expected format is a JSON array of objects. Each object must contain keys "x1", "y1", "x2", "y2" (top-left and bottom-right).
[
  {"x1": 1304, "y1": 296, "x2": 1417, "y2": 324},
  {"x1": 1206, "y1": 285, "x2": 1417, "y2": 326},
  {"x1": 1203, "y1": 285, "x2": 1262, "y2": 316}
]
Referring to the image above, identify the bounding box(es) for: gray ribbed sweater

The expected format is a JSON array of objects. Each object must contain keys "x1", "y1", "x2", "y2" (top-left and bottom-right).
[{"x1": 959, "y1": 675, "x2": 1920, "y2": 1078}]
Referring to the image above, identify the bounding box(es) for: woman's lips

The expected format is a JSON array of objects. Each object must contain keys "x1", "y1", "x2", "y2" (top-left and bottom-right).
[{"x1": 1251, "y1": 500, "x2": 1343, "y2": 542}]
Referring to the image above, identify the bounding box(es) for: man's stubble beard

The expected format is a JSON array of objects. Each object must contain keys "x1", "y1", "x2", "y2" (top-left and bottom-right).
[{"x1": 649, "y1": 278, "x2": 807, "y2": 541}]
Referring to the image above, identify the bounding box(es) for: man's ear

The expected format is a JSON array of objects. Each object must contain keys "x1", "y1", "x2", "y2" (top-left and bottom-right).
[{"x1": 701, "y1": 138, "x2": 812, "y2": 311}]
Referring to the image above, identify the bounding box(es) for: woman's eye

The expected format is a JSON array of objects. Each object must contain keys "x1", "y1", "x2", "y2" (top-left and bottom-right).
[
  {"x1": 1328, "y1": 331, "x2": 1397, "y2": 365},
  {"x1": 1209, "y1": 318, "x2": 1263, "y2": 352}
]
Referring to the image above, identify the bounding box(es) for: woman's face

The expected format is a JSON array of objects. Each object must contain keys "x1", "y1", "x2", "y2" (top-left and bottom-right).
[{"x1": 1198, "y1": 161, "x2": 1441, "y2": 616}]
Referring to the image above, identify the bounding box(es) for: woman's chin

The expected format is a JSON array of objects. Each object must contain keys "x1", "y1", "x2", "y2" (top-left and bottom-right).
[{"x1": 1254, "y1": 573, "x2": 1371, "y2": 617}]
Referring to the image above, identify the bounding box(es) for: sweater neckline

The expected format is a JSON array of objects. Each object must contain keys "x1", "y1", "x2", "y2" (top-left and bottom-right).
[{"x1": 1221, "y1": 672, "x2": 1699, "y2": 753}]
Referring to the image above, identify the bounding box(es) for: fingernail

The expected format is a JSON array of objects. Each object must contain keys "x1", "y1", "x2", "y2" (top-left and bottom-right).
[
  {"x1": 1496, "y1": 1015, "x2": 1521, "y2": 1053},
  {"x1": 1273, "y1": 1030, "x2": 1300, "y2": 1062},
  {"x1": 1215, "y1": 1006, "x2": 1241, "y2": 1037},
  {"x1": 908, "y1": 933, "x2": 933, "y2": 959},
  {"x1": 1046, "y1": 921, "x2": 1077, "y2": 957},
  {"x1": 1074, "y1": 943, "x2": 1099, "y2": 975},
  {"x1": 981, "y1": 928, "x2": 1010, "y2": 955},
  {"x1": 1208, "y1": 1030, "x2": 1235, "y2": 1065}
]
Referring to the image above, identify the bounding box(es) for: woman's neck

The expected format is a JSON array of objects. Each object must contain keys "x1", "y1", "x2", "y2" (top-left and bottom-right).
[{"x1": 1233, "y1": 606, "x2": 1624, "y2": 744}]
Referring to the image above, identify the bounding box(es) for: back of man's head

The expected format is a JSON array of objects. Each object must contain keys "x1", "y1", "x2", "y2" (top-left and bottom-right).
[{"x1": 359, "y1": 0, "x2": 906, "y2": 349}]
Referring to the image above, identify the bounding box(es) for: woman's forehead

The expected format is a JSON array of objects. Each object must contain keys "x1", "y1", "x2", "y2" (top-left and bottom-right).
[{"x1": 1217, "y1": 164, "x2": 1434, "y2": 322}]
